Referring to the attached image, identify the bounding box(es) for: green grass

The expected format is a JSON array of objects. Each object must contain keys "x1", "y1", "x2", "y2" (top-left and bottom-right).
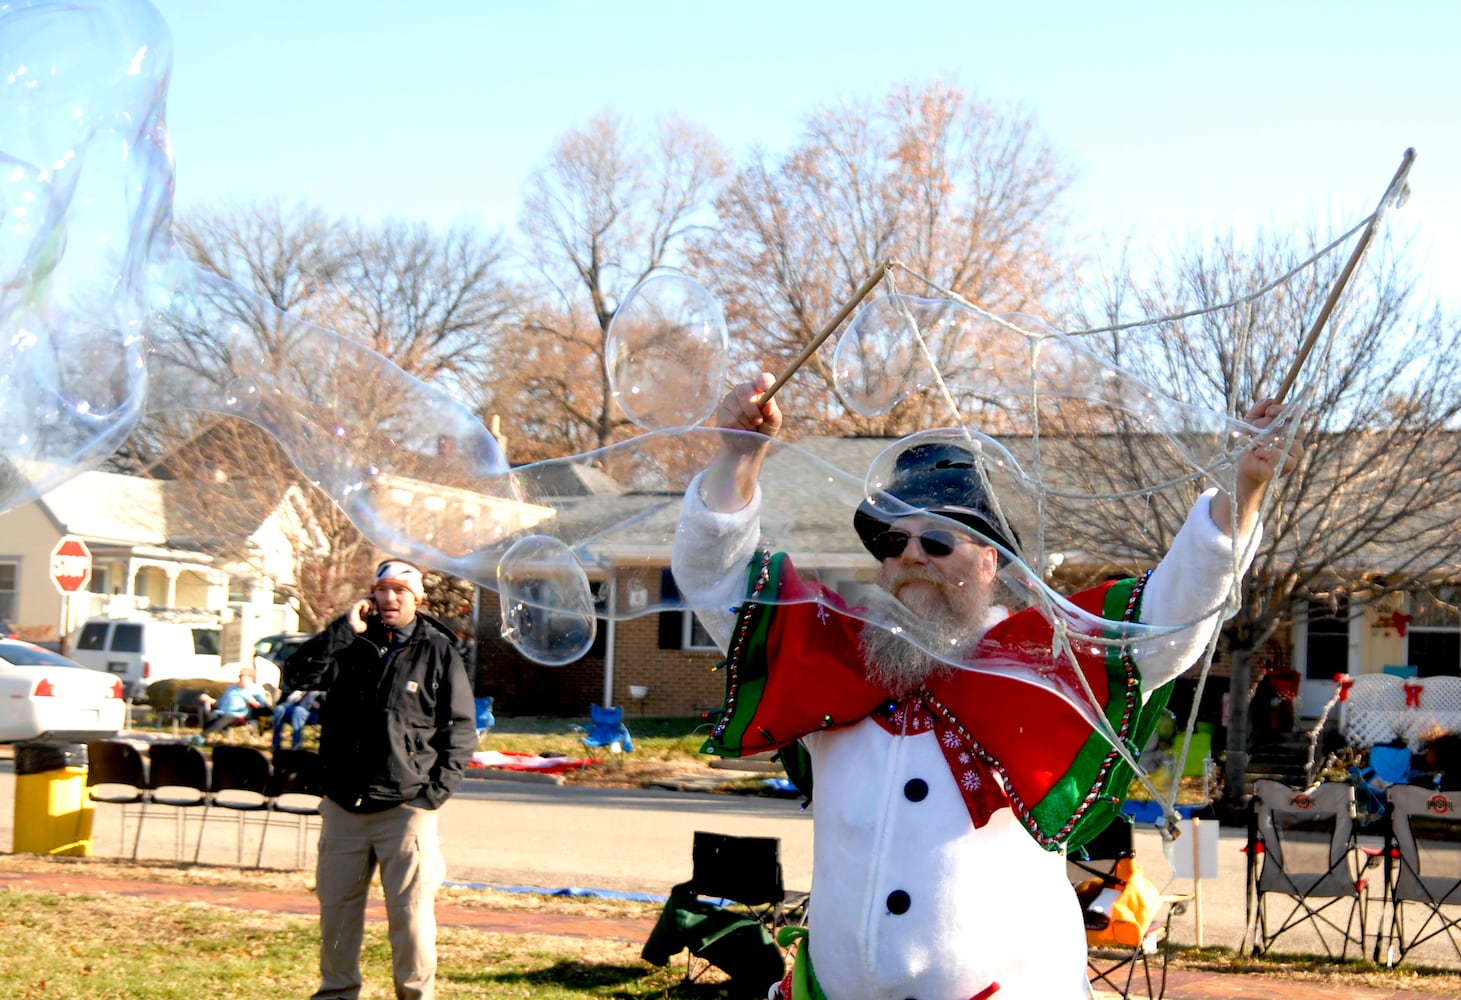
[
  {"x1": 0, "y1": 888, "x2": 752, "y2": 999},
  {"x1": 131, "y1": 709, "x2": 714, "y2": 760},
  {"x1": 482, "y1": 715, "x2": 713, "y2": 758},
  {"x1": 4, "y1": 858, "x2": 1461, "y2": 998}
]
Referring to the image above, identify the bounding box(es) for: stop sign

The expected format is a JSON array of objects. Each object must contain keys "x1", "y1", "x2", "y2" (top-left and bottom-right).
[{"x1": 50, "y1": 536, "x2": 93, "y2": 594}]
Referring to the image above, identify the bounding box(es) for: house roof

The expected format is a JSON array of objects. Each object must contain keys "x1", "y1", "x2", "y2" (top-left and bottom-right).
[
  {"x1": 39, "y1": 470, "x2": 281, "y2": 553},
  {"x1": 544, "y1": 436, "x2": 1082, "y2": 572}
]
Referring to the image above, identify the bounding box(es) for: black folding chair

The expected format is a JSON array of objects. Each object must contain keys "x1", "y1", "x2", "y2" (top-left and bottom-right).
[
  {"x1": 194, "y1": 745, "x2": 273, "y2": 866},
  {"x1": 261, "y1": 748, "x2": 324, "y2": 869},
  {"x1": 1378, "y1": 785, "x2": 1461, "y2": 965},
  {"x1": 85, "y1": 739, "x2": 150, "y2": 859},
  {"x1": 1245, "y1": 779, "x2": 1368, "y2": 960},
  {"x1": 147, "y1": 742, "x2": 210, "y2": 862}
]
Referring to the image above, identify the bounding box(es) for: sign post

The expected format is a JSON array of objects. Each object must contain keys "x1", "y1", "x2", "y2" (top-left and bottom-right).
[
  {"x1": 49, "y1": 536, "x2": 93, "y2": 654},
  {"x1": 1171, "y1": 815, "x2": 1220, "y2": 946}
]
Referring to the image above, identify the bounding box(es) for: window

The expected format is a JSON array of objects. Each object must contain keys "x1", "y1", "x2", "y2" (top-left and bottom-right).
[
  {"x1": 111, "y1": 623, "x2": 143, "y2": 653},
  {"x1": 1304, "y1": 598, "x2": 1350, "y2": 680},
  {"x1": 191, "y1": 628, "x2": 221, "y2": 657},
  {"x1": 658, "y1": 570, "x2": 721, "y2": 652},
  {"x1": 682, "y1": 612, "x2": 718, "y2": 651},
  {"x1": 1408, "y1": 585, "x2": 1461, "y2": 677},
  {"x1": 0, "y1": 561, "x2": 14, "y2": 620},
  {"x1": 77, "y1": 622, "x2": 110, "y2": 651}
]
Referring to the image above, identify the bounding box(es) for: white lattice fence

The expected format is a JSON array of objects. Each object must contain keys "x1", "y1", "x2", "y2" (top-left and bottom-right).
[{"x1": 1339, "y1": 674, "x2": 1461, "y2": 749}]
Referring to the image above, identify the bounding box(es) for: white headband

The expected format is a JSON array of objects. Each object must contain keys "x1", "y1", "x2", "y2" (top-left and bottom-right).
[{"x1": 373, "y1": 560, "x2": 424, "y2": 600}]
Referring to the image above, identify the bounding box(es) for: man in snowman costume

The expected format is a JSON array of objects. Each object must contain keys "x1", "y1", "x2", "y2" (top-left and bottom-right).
[{"x1": 672, "y1": 374, "x2": 1293, "y2": 1000}]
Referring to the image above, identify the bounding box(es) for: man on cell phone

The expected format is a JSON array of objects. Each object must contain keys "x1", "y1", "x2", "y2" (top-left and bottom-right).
[{"x1": 284, "y1": 558, "x2": 477, "y2": 1000}]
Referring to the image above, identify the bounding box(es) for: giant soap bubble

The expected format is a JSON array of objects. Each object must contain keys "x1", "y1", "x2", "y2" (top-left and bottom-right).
[
  {"x1": 0, "y1": 0, "x2": 171, "y2": 509},
  {"x1": 833, "y1": 294, "x2": 1254, "y2": 484},
  {"x1": 0, "y1": 0, "x2": 1327, "y2": 811}
]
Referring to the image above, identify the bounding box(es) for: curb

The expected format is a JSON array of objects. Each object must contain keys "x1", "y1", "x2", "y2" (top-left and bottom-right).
[{"x1": 463, "y1": 767, "x2": 566, "y2": 785}]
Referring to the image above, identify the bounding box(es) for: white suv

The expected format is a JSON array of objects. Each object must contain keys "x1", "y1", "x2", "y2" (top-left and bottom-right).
[{"x1": 70, "y1": 617, "x2": 225, "y2": 701}]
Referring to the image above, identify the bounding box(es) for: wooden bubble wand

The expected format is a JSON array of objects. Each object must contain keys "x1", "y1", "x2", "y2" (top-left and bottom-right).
[
  {"x1": 1272, "y1": 147, "x2": 1416, "y2": 403},
  {"x1": 760, "y1": 260, "x2": 895, "y2": 402}
]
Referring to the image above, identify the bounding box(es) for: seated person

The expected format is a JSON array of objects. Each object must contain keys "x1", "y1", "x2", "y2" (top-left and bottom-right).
[
  {"x1": 271, "y1": 687, "x2": 321, "y2": 752},
  {"x1": 200, "y1": 666, "x2": 271, "y2": 738}
]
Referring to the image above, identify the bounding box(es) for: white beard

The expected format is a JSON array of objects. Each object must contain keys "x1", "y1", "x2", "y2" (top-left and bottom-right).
[{"x1": 858, "y1": 584, "x2": 982, "y2": 696}]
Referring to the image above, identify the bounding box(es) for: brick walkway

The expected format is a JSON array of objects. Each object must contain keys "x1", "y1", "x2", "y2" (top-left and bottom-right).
[{"x1": 0, "y1": 868, "x2": 1442, "y2": 998}]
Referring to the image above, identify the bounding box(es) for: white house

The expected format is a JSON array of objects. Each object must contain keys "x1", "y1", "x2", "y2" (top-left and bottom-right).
[{"x1": 0, "y1": 469, "x2": 302, "y2": 658}]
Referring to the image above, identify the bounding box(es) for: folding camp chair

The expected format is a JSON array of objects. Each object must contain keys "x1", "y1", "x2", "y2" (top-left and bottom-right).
[
  {"x1": 576, "y1": 703, "x2": 633, "y2": 755},
  {"x1": 641, "y1": 831, "x2": 803, "y2": 986},
  {"x1": 1348, "y1": 741, "x2": 1412, "y2": 826},
  {"x1": 1068, "y1": 817, "x2": 1187, "y2": 1000},
  {"x1": 1245, "y1": 779, "x2": 1369, "y2": 960},
  {"x1": 1378, "y1": 785, "x2": 1461, "y2": 965},
  {"x1": 474, "y1": 696, "x2": 495, "y2": 739},
  {"x1": 687, "y1": 831, "x2": 807, "y2": 929}
]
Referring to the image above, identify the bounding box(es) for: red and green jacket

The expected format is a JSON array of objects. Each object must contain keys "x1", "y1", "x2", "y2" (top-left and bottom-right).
[{"x1": 702, "y1": 549, "x2": 1172, "y2": 852}]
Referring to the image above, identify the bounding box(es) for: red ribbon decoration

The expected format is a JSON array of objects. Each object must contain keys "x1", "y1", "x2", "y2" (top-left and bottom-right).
[
  {"x1": 1334, "y1": 674, "x2": 1354, "y2": 702},
  {"x1": 1404, "y1": 682, "x2": 1423, "y2": 708}
]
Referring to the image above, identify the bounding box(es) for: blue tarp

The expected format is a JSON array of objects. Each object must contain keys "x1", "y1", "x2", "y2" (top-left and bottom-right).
[{"x1": 445, "y1": 880, "x2": 666, "y2": 903}]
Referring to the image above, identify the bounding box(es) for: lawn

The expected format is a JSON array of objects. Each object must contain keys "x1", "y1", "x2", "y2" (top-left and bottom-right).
[
  {"x1": 3, "y1": 854, "x2": 1461, "y2": 998},
  {"x1": 0, "y1": 854, "x2": 749, "y2": 999}
]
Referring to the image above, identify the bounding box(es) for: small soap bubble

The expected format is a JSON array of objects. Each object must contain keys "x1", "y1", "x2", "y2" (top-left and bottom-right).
[
  {"x1": 496, "y1": 535, "x2": 596, "y2": 667},
  {"x1": 607, "y1": 271, "x2": 728, "y2": 430}
]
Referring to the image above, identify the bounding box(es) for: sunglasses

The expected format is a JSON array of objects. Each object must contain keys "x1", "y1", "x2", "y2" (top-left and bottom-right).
[{"x1": 870, "y1": 527, "x2": 967, "y2": 561}]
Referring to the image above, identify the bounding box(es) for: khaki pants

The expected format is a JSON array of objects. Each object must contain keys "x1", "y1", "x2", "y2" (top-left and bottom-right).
[{"x1": 313, "y1": 798, "x2": 446, "y2": 1000}]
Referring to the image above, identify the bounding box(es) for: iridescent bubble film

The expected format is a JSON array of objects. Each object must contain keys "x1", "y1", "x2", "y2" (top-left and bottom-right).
[
  {"x1": 606, "y1": 270, "x2": 729, "y2": 430},
  {"x1": 0, "y1": 0, "x2": 1317, "y2": 790}
]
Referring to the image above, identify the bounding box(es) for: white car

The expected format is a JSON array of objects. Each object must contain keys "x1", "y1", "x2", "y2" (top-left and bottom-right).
[{"x1": 0, "y1": 638, "x2": 126, "y2": 742}]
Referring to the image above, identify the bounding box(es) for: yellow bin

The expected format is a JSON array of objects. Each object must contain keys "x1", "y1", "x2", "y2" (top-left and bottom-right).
[{"x1": 13, "y1": 742, "x2": 93, "y2": 857}]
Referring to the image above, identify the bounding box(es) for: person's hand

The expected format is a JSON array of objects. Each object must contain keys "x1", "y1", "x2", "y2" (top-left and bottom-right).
[
  {"x1": 1237, "y1": 398, "x2": 1301, "y2": 487},
  {"x1": 347, "y1": 596, "x2": 376, "y2": 633},
  {"x1": 700, "y1": 373, "x2": 783, "y2": 513},
  {"x1": 716, "y1": 373, "x2": 782, "y2": 452},
  {"x1": 1211, "y1": 398, "x2": 1302, "y2": 539}
]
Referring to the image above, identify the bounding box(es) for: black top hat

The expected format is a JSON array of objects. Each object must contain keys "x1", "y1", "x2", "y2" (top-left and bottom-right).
[{"x1": 853, "y1": 440, "x2": 1021, "y2": 559}]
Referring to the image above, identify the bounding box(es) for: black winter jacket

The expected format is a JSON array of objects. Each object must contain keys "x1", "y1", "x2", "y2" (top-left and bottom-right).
[{"x1": 283, "y1": 611, "x2": 476, "y2": 812}]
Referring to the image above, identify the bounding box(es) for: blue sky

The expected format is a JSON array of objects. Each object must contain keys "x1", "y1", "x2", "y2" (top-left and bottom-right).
[{"x1": 150, "y1": 0, "x2": 1458, "y2": 305}]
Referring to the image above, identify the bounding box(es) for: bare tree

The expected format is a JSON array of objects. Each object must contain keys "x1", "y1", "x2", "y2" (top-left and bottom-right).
[
  {"x1": 175, "y1": 201, "x2": 345, "y2": 327},
  {"x1": 1062, "y1": 230, "x2": 1461, "y2": 802},
  {"x1": 491, "y1": 109, "x2": 728, "y2": 460},
  {"x1": 689, "y1": 80, "x2": 1077, "y2": 438},
  {"x1": 140, "y1": 203, "x2": 513, "y2": 625},
  {"x1": 334, "y1": 219, "x2": 512, "y2": 391}
]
